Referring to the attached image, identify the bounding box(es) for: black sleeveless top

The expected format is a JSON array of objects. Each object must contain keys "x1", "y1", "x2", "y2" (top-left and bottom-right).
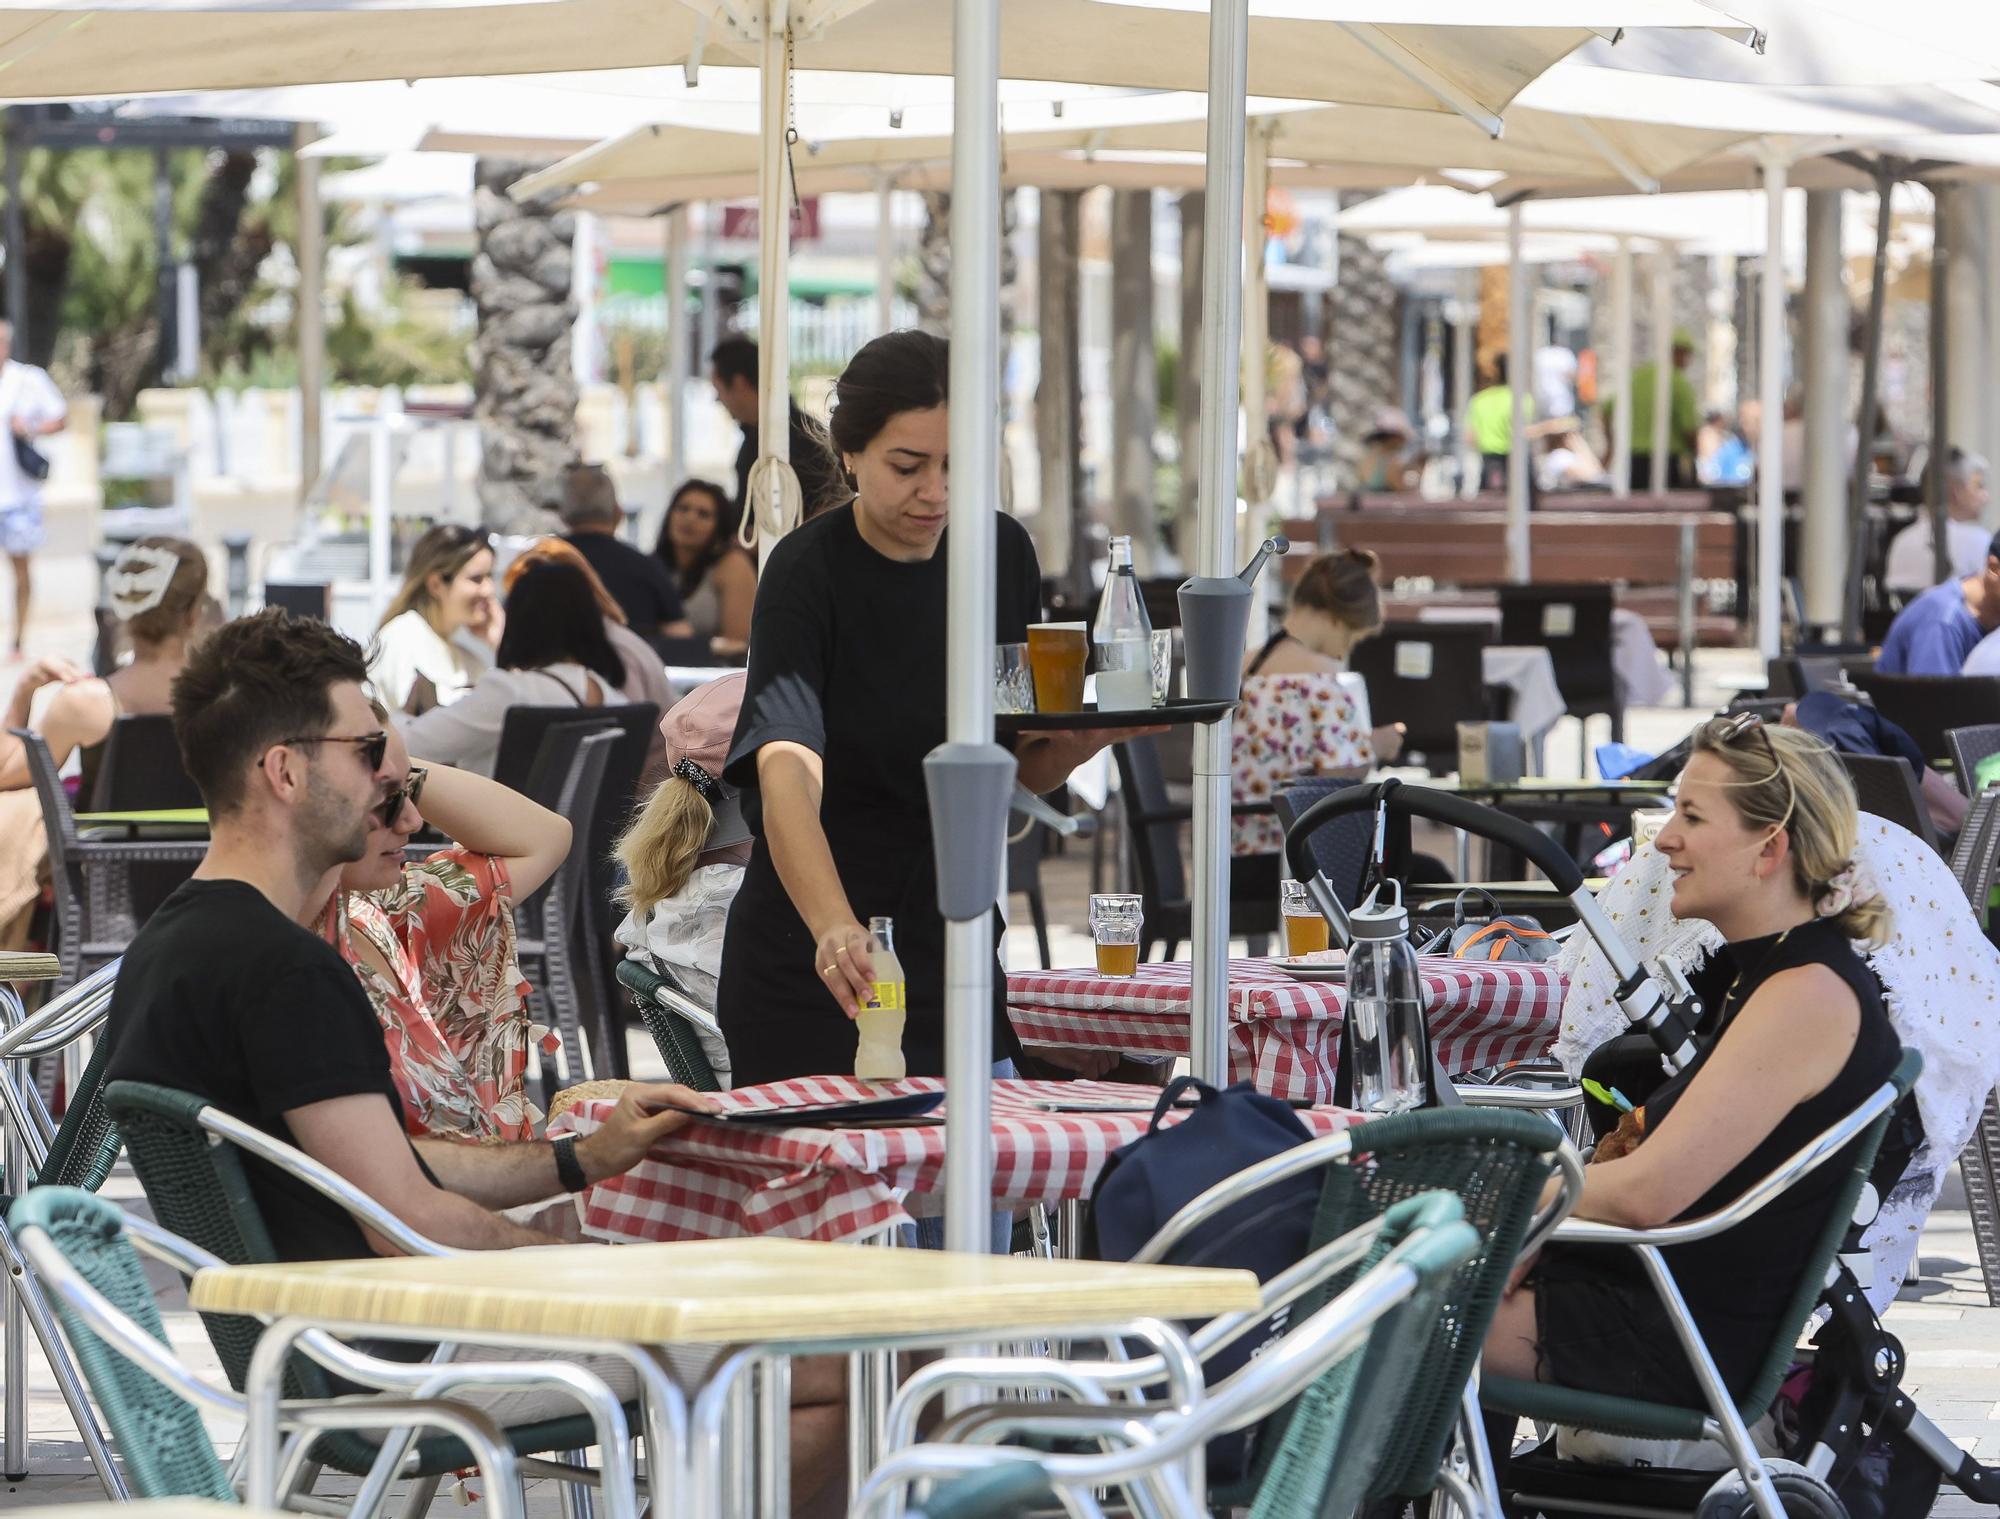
[
  {"x1": 1544, "y1": 907, "x2": 1904, "y2": 1391},
  {"x1": 1625, "y1": 916, "x2": 1899, "y2": 1380}
]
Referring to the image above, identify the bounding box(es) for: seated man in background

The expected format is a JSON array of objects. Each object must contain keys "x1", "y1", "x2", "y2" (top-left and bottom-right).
[
  {"x1": 558, "y1": 464, "x2": 693, "y2": 651},
  {"x1": 103, "y1": 610, "x2": 846, "y2": 1501},
  {"x1": 1875, "y1": 526, "x2": 2000, "y2": 675},
  {"x1": 1885, "y1": 449, "x2": 1991, "y2": 593}
]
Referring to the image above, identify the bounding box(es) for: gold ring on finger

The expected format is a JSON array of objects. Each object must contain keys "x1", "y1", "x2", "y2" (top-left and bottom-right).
[{"x1": 835, "y1": 945, "x2": 850, "y2": 955}]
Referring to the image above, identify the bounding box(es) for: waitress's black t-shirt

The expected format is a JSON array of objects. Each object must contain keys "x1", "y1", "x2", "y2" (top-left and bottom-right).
[
  {"x1": 717, "y1": 503, "x2": 1042, "y2": 1084},
  {"x1": 105, "y1": 877, "x2": 432, "y2": 1262}
]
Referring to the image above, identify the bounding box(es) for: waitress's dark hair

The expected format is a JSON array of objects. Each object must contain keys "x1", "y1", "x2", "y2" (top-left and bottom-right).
[
  {"x1": 815, "y1": 329, "x2": 949, "y2": 512},
  {"x1": 496, "y1": 559, "x2": 626, "y2": 692}
]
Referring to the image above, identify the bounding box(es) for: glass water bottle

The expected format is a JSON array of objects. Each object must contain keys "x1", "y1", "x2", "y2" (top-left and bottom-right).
[{"x1": 1092, "y1": 534, "x2": 1154, "y2": 712}]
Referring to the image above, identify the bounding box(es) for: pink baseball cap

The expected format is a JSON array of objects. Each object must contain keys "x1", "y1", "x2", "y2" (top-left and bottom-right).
[{"x1": 661, "y1": 672, "x2": 750, "y2": 850}]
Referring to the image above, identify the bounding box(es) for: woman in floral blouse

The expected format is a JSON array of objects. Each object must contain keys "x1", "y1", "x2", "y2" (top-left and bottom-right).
[
  {"x1": 302, "y1": 720, "x2": 573, "y2": 1141},
  {"x1": 1231, "y1": 548, "x2": 1405, "y2": 856}
]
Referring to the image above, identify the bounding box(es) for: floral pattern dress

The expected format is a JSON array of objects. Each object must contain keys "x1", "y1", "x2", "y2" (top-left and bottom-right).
[
  {"x1": 1230, "y1": 671, "x2": 1373, "y2": 855},
  {"x1": 320, "y1": 848, "x2": 554, "y2": 1142}
]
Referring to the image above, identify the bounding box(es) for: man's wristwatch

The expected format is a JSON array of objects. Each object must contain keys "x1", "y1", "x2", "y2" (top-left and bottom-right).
[{"x1": 552, "y1": 1134, "x2": 589, "y2": 1194}]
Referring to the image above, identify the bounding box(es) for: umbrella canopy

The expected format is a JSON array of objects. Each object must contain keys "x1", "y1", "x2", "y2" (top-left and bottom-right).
[
  {"x1": 0, "y1": 0, "x2": 1753, "y2": 120},
  {"x1": 514, "y1": 95, "x2": 1756, "y2": 205}
]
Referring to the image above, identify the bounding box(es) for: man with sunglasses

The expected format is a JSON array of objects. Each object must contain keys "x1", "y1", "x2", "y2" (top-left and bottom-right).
[{"x1": 104, "y1": 608, "x2": 717, "y2": 1262}]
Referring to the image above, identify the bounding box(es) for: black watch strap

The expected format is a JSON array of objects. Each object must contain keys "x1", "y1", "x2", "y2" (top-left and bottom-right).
[{"x1": 552, "y1": 1134, "x2": 588, "y2": 1194}]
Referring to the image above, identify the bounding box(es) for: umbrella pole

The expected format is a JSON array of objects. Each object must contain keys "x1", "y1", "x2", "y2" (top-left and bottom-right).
[
  {"x1": 1844, "y1": 166, "x2": 1894, "y2": 644},
  {"x1": 664, "y1": 202, "x2": 690, "y2": 492},
  {"x1": 875, "y1": 171, "x2": 896, "y2": 336},
  {"x1": 1240, "y1": 122, "x2": 1273, "y2": 647},
  {"x1": 1189, "y1": 0, "x2": 1251, "y2": 1086},
  {"x1": 1505, "y1": 200, "x2": 1529, "y2": 582},
  {"x1": 755, "y1": 13, "x2": 792, "y2": 569},
  {"x1": 1611, "y1": 236, "x2": 1633, "y2": 498},
  {"x1": 1929, "y1": 182, "x2": 1952, "y2": 590},
  {"x1": 937, "y1": 0, "x2": 1009, "y2": 1256},
  {"x1": 1648, "y1": 242, "x2": 1671, "y2": 498},
  {"x1": 1454, "y1": 267, "x2": 1475, "y2": 499},
  {"x1": 1758, "y1": 148, "x2": 1788, "y2": 663}
]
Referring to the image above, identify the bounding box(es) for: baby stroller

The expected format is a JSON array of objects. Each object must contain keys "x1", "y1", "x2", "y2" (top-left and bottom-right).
[{"x1": 1282, "y1": 779, "x2": 1996, "y2": 1519}]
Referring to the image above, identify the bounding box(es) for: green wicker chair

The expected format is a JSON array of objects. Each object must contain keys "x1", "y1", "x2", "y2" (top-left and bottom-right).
[
  {"x1": 11, "y1": 1187, "x2": 238, "y2": 1500},
  {"x1": 863, "y1": 1192, "x2": 1479, "y2": 1519},
  {"x1": 1489, "y1": 1048, "x2": 1924, "y2": 1519},
  {"x1": 616, "y1": 958, "x2": 723, "y2": 1091},
  {"x1": 9, "y1": 1186, "x2": 527, "y2": 1516},
  {"x1": 0, "y1": 968, "x2": 130, "y2": 1489},
  {"x1": 102, "y1": 1078, "x2": 639, "y2": 1487}
]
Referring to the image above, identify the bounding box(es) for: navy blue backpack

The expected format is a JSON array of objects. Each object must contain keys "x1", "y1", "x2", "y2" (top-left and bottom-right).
[{"x1": 1084, "y1": 1076, "x2": 1321, "y2": 1479}]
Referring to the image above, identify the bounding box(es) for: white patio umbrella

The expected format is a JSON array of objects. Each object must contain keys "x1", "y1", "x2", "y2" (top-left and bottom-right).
[{"x1": 27, "y1": 0, "x2": 1757, "y2": 1259}]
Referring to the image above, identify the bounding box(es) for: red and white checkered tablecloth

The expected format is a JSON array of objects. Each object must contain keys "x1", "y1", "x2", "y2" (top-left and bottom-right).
[
  {"x1": 549, "y1": 1076, "x2": 1360, "y2": 1245},
  {"x1": 1005, "y1": 957, "x2": 1565, "y2": 1103}
]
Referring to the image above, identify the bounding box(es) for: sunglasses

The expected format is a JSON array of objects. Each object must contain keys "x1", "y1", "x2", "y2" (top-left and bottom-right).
[
  {"x1": 375, "y1": 766, "x2": 429, "y2": 826},
  {"x1": 1702, "y1": 711, "x2": 1798, "y2": 826},
  {"x1": 276, "y1": 730, "x2": 390, "y2": 774}
]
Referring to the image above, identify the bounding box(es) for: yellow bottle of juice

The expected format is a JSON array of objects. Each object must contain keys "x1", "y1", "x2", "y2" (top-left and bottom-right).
[{"x1": 854, "y1": 915, "x2": 908, "y2": 1081}]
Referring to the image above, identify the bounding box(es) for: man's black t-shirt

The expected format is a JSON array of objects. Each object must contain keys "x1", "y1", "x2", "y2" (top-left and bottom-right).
[
  {"x1": 562, "y1": 530, "x2": 687, "y2": 638},
  {"x1": 105, "y1": 878, "x2": 426, "y2": 1261}
]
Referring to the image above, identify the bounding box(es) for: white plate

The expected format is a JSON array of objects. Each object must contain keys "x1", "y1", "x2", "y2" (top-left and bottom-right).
[{"x1": 1269, "y1": 951, "x2": 1348, "y2": 983}]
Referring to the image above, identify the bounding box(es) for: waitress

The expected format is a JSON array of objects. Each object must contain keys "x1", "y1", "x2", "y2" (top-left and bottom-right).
[{"x1": 718, "y1": 330, "x2": 1124, "y2": 1086}]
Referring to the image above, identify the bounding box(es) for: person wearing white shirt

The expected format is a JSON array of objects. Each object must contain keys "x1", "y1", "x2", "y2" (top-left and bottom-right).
[
  {"x1": 1885, "y1": 449, "x2": 1992, "y2": 593},
  {"x1": 402, "y1": 558, "x2": 631, "y2": 777},
  {"x1": 0, "y1": 321, "x2": 68, "y2": 653},
  {"x1": 368, "y1": 523, "x2": 498, "y2": 715}
]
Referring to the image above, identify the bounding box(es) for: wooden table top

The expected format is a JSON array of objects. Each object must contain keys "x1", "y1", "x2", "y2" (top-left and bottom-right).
[
  {"x1": 7, "y1": 1505, "x2": 275, "y2": 1519},
  {"x1": 189, "y1": 1237, "x2": 1260, "y2": 1346},
  {"x1": 0, "y1": 950, "x2": 61, "y2": 981}
]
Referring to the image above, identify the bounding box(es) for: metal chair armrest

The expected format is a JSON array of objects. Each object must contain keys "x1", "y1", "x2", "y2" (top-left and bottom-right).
[
  {"x1": 1550, "y1": 1075, "x2": 1901, "y2": 1250},
  {"x1": 0, "y1": 960, "x2": 119, "y2": 1059},
  {"x1": 1456, "y1": 1083, "x2": 1585, "y2": 1111},
  {"x1": 195, "y1": 1107, "x2": 455, "y2": 1257},
  {"x1": 1131, "y1": 1129, "x2": 1356, "y2": 1265},
  {"x1": 123, "y1": 1211, "x2": 226, "y2": 1276}
]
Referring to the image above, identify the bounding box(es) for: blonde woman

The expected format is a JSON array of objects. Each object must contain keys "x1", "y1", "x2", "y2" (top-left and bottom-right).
[
  {"x1": 1484, "y1": 716, "x2": 1900, "y2": 1406},
  {"x1": 612, "y1": 674, "x2": 746, "y2": 1084},
  {"x1": 369, "y1": 523, "x2": 497, "y2": 715}
]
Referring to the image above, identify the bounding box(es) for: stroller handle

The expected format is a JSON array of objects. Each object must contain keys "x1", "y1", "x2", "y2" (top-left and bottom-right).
[{"x1": 1282, "y1": 779, "x2": 1587, "y2": 896}]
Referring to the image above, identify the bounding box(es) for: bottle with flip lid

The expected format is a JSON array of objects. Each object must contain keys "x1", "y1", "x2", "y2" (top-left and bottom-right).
[{"x1": 854, "y1": 915, "x2": 908, "y2": 1081}]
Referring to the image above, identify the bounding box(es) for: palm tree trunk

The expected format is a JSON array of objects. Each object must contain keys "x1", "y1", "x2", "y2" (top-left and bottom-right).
[{"x1": 471, "y1": 158, "x2": 579, "y2": 532}]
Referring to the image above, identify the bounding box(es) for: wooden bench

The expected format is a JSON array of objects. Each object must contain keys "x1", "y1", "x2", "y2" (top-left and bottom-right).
[{"x1": 1278, "y1": 507, "x2": 1736, "y2": 590}]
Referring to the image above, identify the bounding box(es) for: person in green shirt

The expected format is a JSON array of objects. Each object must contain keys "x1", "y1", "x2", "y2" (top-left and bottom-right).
[
  {"x1": 1464, "y1": 354, "x2": 1534, "y2": 493},
  {"x1": 1615, "y1": 328, "x2": 1701, "y2": 489}
]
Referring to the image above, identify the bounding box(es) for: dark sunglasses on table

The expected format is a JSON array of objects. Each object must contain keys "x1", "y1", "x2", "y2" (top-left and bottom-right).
[
  {"x1": 275, "y1": 730, "x2": 390, "y2": 774},
  {"x1": 375, "y1": 766, "x2": 429, "y2": 826}
]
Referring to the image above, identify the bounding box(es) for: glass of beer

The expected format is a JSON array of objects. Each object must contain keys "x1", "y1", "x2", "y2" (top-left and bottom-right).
[
  {"x1": 1027, "y1": 622, "x2": 1088, "y2": 713},
  {"x1": 1281, "y1": 879, "x2": 1332, "y2": 956},
  {"x1": 1089, "y1": 893, "x2": 1144, "y2": 977}
]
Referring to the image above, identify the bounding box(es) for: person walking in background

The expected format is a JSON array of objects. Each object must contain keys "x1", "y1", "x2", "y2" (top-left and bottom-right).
[
  {"x1": 0, "y1": 319, "x2": 67, "y2": 655},
  {"x1": 709, "y1": 336, "x2": 842, "y2": 521},
  {"x1": 1465, "y1": 354, "x2": 1532, "y2": 494},
  {"x1": 558, "y1": 464, "x2": 692, "y2": 650},
  {"x1": 1618, "y1": 328, "x2": 1701, "y2": 489}
]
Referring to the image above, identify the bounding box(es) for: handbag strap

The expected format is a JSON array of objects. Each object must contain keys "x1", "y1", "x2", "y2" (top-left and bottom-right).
[
  {"x1": 1148, "y1": 1074, "x2": 1217, "y2": 1133},
  {"x1": 1453, "y1": 886, "x2": 1504, "y2": 929}
]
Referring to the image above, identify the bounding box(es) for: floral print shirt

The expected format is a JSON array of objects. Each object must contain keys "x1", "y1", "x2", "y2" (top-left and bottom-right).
[
  {"x1": 1230, "y1": 671, "x2": 1373, "y2": 855},
  {"x1": 321, "y1": 847, "x2": 552, "y2": 1143}
]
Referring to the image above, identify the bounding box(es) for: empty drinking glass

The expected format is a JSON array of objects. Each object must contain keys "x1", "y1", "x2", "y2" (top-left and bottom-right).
[
  {"x1": 995, "y1": 642, "x2": 1036, "y2": 714},
  {"x1": 1089, "y1": 893, "x2": 1144, "y2": 977},
  {"x1": 1149, "y1": 629, "x2": 1175, "y2": 706}
]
